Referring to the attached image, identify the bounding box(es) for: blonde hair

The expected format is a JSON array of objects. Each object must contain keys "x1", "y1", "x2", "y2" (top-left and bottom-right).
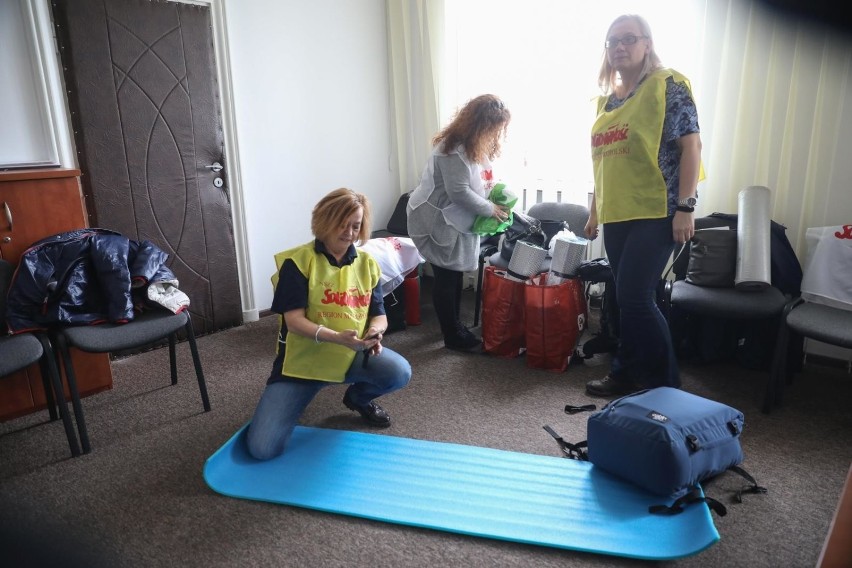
[
  {"x1": 311, "y1": 188, "x2": 371, "y2": 245},
  {"x1": 433, "y1": 94, "x2": 511, "y2": 164},
  {"x1": 597, "y1": 14, "x2": 663, "y2": 96}
]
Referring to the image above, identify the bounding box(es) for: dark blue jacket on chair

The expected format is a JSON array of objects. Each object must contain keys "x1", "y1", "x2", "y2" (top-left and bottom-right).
[{"x1": 5, "y1": 228, "x2": 175, "y2": 334}]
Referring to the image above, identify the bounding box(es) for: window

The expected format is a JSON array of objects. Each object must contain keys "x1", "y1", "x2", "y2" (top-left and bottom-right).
[
  {"x1": 0, "y1": 0, "x2": 66, "y2": 168},
  {"x1": 442, "y1": 1, "x2": 704, "y2": 207}
]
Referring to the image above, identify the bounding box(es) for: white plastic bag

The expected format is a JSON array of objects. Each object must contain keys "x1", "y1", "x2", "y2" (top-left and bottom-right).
[
  {"x1": 800, "y1": 225, "x2": 852, "y2": 311},
  {"x1": 548, "y1": 229, "x2": 576, "y2": 256}
]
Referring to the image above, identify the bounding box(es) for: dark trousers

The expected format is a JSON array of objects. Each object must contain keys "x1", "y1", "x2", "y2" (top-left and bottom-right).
[
  {"x1": 431, "y1": 264, "x2": 464, "y2": 336},
  {"x1": 604, "y1": 217, "x2": 680, "y2": 388}
]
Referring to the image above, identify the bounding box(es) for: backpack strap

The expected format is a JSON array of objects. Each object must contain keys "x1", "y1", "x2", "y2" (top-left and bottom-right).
[
  {"x1": 542, "y1": 425, "x2": 589, "y2": 461},
  {"x1": 564, "y1": 404, "x2": 597, "y2": 415},
  {"x1": 649, "y1": 487, "x2": 728, "y2": 517},
  {"x1": 651, "y1": 466, "x2": 767, "y2": 516},
  {"x1": 706, "y1": 465, "x2": 768, "y2": 503}
]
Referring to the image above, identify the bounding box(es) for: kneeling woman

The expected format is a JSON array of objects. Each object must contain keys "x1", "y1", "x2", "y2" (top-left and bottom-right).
[{"x1": 247, "y1": 188, "x2": 412, "y2": 461}]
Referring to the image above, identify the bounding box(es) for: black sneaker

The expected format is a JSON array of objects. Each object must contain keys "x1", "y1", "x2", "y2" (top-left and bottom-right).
[
  {"x1": 343, "y1": 392, "x2": 391, "y2": 427},
  {"x1": 586, "y1": 374, "x2": 638, "y2": 397},
  {"x1": 444, "y1": 323, "x2": 482, "y2": 352}
]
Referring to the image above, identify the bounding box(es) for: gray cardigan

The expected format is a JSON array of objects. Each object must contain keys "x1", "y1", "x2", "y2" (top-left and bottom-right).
[{"x1": 407, "y1": 151, "x2": 494, "y2": 272}]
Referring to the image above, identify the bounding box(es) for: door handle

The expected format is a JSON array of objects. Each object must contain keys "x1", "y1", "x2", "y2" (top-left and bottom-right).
[
  {"x1": 206, "y1": 162, "x2": 223, "y2": 173},
  {"x1": 3, "y1": 201, "x2": 11, "y2": 231}
]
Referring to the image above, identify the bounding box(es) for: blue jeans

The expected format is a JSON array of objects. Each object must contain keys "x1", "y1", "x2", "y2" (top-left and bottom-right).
[
  {"x1": 604, "y1": 217, "x2": 680, "y2": 388},
  {"x1": 245, "y1": 347, "x2": 412, "y2": 460}
]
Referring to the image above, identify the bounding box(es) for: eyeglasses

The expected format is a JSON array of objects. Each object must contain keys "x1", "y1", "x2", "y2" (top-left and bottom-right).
[{"x1": 605, "y1": 34, "x2": 647, "y2": 49}]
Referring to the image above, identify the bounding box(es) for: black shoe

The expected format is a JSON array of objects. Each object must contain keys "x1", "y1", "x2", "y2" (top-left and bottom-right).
[
  {"x1": 343, "y1": 393, "x2": 391, "y2": 427},
  {"x1": 444, "y1": 324, "x2": 482, "y2": 352},
  {"x1": 586, "y1": 374, "x2": 638, "y2": 397}
]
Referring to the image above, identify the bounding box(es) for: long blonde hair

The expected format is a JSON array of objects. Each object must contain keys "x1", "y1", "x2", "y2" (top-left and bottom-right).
[{"x1": 597, "y1": 14, "x2": 663, "y2": 96}]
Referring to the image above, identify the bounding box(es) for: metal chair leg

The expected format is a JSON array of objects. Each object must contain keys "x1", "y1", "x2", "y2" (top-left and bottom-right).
[
  {"x1": 38, "y1": 334, "x2": 81, "y2": 457},
  {"x1": 474, "y1": 258, "x2": 485, "y2": 327},
  {"x1": 473, "y1": 244, "x2": 499, "y2": 328},
  {"x1": 168, "y1": 333, "x2": 178, "y2": 385},
  {"x1": 55, "y1": 333, "x2": 91, "y2": 454},
  {"x1": 184, "y1": 320, "x2": 211, "y2": 412},
  {"x1": 763, "y1": 316, "x2": 789, "y2": 414},
  {"x1": 37, "y1": 354, "x2": 59, "y2": 421}
]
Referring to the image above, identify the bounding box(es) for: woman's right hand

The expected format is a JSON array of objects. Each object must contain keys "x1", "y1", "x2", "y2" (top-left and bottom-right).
[{"x1": 585, "y1": 194, "x2": 599, "y2": 240}]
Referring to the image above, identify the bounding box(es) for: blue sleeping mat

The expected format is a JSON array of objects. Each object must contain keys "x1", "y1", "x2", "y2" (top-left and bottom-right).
[{"x1": 204, "y1": 425, "x2": 719, "y2": 560}]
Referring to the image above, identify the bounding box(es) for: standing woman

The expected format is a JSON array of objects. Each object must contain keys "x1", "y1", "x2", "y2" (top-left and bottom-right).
[
  {"x1": 246, "y1": 188, "x2": 412, "y2": 461},
  {"x1": 584, "y1": 14, "x2": 703, "y2": 396},
  {"x1": 407, "y1": 94, "x2": 512, "y2": 351}
]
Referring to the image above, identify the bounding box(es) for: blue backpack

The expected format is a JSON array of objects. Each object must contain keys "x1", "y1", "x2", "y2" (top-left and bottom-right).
[{"x1": 545, "y1": 387, "x2": 766, "y2": 515}]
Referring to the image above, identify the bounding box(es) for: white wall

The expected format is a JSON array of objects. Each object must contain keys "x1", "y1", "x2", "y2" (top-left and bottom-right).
[{"x1": 225, "y1": 0, "x2": 397, "y2": 311}]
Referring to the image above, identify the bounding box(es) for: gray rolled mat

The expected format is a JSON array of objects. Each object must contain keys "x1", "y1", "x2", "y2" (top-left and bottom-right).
[
  {"x1": 508, "y1": 241, "x2": 547, "y2": 282},
  {"x1": 736, "y1": 185, "x2": 772, "y2": 290},
  {"x1": 550, "y1": 235, "x2": 589, "y2": 278}
]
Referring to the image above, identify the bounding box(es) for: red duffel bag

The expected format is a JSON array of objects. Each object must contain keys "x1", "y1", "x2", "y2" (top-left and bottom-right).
[
  {"x1": 524, "y1": 275, "x2": 586, "y2": 372},
  {"x1": 481, "y1": 266, "x2": 526, "y2": 358}
]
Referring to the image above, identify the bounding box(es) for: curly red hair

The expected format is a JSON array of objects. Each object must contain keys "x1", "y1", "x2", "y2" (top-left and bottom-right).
[{"x1": 433, "y1": 94, "x2": 511, "y2": 164}]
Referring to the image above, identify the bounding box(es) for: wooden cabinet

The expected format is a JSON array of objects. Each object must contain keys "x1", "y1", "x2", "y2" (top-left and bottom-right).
[{"x1": 0, "y1": 168, "x2": 112, "y2": 421}]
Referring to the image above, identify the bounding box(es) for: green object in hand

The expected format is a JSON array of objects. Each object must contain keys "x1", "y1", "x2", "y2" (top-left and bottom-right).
[{"x1": 472, "y1": 183, "x2": 518, "y2": 236}]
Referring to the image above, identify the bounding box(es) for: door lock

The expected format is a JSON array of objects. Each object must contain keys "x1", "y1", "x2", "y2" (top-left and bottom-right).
[{"x1": 206, "y1": 162, "x2": 223, "y2": 173}]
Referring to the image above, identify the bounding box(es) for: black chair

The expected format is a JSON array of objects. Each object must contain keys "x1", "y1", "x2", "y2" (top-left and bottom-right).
[
  {"x1": 371, "y1": 193, "x2": 410, "y2": 238},
  {"x1": 0, "y1": 259, "x2": 80, "y2": 457},
  {"x1": 53, "y1": 308, "x2": 210, "y2": 454},
  {"x1": 769, "y1": 298, "x2": 852, "y2": 409},
  {"x1": 471, "y1": 234, "x2": 501, "y2": 327},
  {"x1": 664, "y1": 215, "x2": 790, "y2": 413},
  {"x1": 474, "y1": 201, "x2": 590, "y2": 327}
]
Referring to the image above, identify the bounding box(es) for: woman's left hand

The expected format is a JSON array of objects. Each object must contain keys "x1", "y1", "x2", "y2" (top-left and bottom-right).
[{"x1": 672, "y1": 210, "x2": 695, "y2": 244}]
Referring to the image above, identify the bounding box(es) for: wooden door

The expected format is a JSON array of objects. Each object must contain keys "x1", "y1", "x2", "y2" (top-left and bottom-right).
[{"x1": 51, "y1": 0, "x2": 242, "y2": 336}]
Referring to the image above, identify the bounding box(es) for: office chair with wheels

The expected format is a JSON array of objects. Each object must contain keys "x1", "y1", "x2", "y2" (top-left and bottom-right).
[
  {"x1": 53, "y1": 307, "x2": 210, "y2": 454},
  {"x1": 473, "y1": 201, "x2": 590, "y2": 327},
  {"x1": 0, "y1": 259, "x2": 81, "y2": 457}
]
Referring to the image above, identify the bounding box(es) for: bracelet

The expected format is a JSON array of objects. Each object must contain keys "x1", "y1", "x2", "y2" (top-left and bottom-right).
[
  {"x1": 675, "y1": 205, "x2": 695, "y2": 213},
  {"x1": 315, "y1": 324, "x2": 325, "y2": 344}
]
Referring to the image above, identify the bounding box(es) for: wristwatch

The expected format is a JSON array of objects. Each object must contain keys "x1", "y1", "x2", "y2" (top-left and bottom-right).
[{"x1": 676, "y1": 196, "x2": 697, "y2": 213}]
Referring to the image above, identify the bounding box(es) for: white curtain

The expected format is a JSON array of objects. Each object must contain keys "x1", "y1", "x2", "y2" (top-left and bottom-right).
[
  {"x1": 385, "y1": 0, "x2": 445, "y2": 195},
  {"x1": 698, "y1": 0, "x2": 852, "y2": 255}
]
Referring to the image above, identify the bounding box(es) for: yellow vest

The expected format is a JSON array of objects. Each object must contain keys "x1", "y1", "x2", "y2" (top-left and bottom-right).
[
  {"x1": 271, "y1": 243, "x2": 380, "y2": 382},
  {"x1": 591, "y1": 68, "x2": 702, "y2": 224}
]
